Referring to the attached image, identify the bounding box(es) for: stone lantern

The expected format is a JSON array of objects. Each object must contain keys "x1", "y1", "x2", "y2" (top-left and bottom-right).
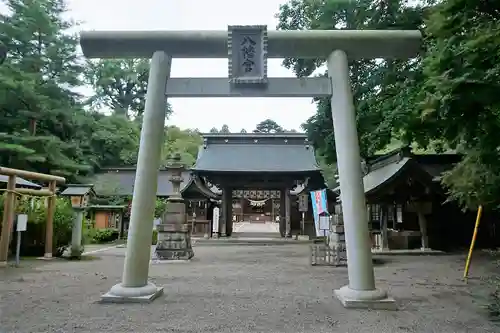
[
  {"x1": 154, "y1": 153, "x2": 194, "y2": 260},
  {"x1": 61, "y1": 184, "x2": 94, "y2": 209},
  {"x1": 60, "y1": 184, "x2": 95, "y2": 258}
]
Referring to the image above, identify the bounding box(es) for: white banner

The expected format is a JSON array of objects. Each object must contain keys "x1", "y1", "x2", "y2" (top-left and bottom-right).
[{"x1": 212, "y1": 207, "x2": 220, "y2": 233}]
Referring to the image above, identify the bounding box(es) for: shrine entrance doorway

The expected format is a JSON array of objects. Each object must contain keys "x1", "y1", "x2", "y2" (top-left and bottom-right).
[
  {"x1": 233, "y1": 190, "x2": 279, "y2": 223},
  {"x1": 80, "y1": 25, "x2": 421, "y2": 309}
]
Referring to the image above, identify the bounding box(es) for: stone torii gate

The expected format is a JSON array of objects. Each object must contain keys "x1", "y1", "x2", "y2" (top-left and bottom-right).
[{"x1": 80, "y1": 26, "x2": 421, "y2": 309}]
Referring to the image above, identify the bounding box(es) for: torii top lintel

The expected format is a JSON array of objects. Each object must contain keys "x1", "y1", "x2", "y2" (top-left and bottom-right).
[{"x1": 80, "y1": 28, "x2": 421, "y2": 60}]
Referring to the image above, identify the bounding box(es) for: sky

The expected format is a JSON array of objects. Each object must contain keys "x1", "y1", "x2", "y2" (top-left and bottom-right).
[{"x1": 65, "y1": 0, "x2": 318, "y2": 133}]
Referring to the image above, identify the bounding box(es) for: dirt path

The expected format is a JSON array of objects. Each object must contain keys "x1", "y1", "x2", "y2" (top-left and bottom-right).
[{"x1": 0, "y1": 245, "x2": 498, "y2": 333}]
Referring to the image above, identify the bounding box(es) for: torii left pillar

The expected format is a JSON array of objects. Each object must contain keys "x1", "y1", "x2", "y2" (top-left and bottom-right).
[{"x1": 101, "y1": 51, "x2": 171, "y2": 303}]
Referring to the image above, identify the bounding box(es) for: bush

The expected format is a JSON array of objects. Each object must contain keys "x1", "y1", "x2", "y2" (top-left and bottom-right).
[
  {"x1": 120, "y1": 229, "x2": 158, "y2": 245},
  {"x1": 89, "y1": 228, "x2": 119, "y2": 244},
  {"x1": 488, "y1": 284, "x2": 500, "y2": 322},
  {"x1": 152, "y1": 229, "x2": 158, "y2": 245},
  {"x1": 8, "y1": 197, "x2": 74, "y2": 257},
  {"x1": 154, "y1": 199, "x2": 167, "y2": 218},
  {"x1": 487, "y1": 260, "x2": 500, "y2": 323}
]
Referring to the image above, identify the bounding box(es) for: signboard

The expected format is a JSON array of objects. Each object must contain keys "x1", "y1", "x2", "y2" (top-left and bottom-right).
[
  {"x1": 298, "y1": 194, "x2": 308, "y2": 212},
  {"x1": 319, "y1": 215, "x2": 330, "y2": 231},
  {"x1": 310, "y1": 189, "x2": 328, "y2": 237},
  {"x1": 153, "y1": 218, "x2": 161, "y2": 230},
  {"x1": 228, "y1": 25, "x2": 268, "y2": 85},
  {"x1": 212, "y1": 207, "x2": 220, "y2": 233},
  {"x1": 17, "y1": 214, "x2": 28, "y2": 232}
]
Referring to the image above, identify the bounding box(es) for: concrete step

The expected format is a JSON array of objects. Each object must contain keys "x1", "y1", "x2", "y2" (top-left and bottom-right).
[
  {"x1": 231, "y1": 232, "x2": 281, "y2": 239},
  {"x1": 192, "y1": 237, "x2": 311, "y2": 246}
]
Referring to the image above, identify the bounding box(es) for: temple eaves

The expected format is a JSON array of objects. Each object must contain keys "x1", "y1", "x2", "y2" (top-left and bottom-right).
[{"x1": 192, "y1": 133, "x2": 320, "y2": 173}]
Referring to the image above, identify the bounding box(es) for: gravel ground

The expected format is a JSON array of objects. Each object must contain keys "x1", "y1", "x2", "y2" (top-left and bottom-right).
[{"x1": 0, "y1": 244, "x2": 498, "y2": 333}]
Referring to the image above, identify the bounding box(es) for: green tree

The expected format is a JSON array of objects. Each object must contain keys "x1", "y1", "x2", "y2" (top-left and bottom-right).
[
  {"x1": 254, "y1": 119, "x2": 284, "y2": 133},
  {"x1": 84, "y1": 59, "x2": 173, "y2": 120},
  {"x1": 0, "y1": 41, "x2": 7, "y2": 65},
  {"x1": 240, "y1": 128, "x2": 247, "y2": 133},
  {"x1": 277, "y1": 0, "x2": 429, "y2": 164},
  {"x1": 220, "y1": 124, "x2": 230, "y2": 133},
  {"x1": 90, "y1": 114, "x2": 141, "y2": 167},
  {"x1": 209, "y1": 127, "x2": 219, "y2": 133},
  {"x1": 418, "y1": 0, "x2": 500, "y2": 208},
  {"x1": 161, "y1": 126, "x2": 202, "y2": 167},
  {"x1": 0, "y1": 0, "x2": 92, "y2": 179}
]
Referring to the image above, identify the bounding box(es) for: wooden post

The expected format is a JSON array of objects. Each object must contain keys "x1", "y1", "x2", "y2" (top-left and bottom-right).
[
  {"x1": 44, "y1": 180, "x2": 57, "y2": 258},
  {"x1": 380, "y1": 206, "x2": 389, "y2": 250},
  {"x1": 285, "y1": 187, "x2": 291, "y2": 237},
  {"x1": 0, "y1": 175, "x2": 16, "y2": 265},
  {"x1": 416, "y1": 203, "x2": 429, "y2": 250}
]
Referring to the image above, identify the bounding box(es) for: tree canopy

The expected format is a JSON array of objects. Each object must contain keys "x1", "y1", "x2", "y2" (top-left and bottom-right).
[
  {"x1": 254, "y1": 119, "x2": 284, "y2": 133},
  {"x1": 0, "y1": 0, "x2": 200, "y2": 182},
  {"x1": 277, "y1": 0, "x2": 500, "y2": 209},
  {"x1": 1, "y1": 0, "x2": 499, "y2": 211},
  {"x1": 84, "y1": 59, "x2": 173, "y2": 120}
]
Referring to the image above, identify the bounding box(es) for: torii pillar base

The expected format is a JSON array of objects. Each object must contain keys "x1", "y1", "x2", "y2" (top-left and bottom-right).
[
  {"x1": 334, "y1": 286, "x2": 397, "y2": 310},
  {"x1": 101, "y1": 283, "x2": 164, "y2": 304}
]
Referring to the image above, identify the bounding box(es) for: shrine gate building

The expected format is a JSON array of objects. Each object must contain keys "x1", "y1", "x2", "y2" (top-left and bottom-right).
[{"x1": 191, "y1": 132, "x2": 328, "y2": 237}]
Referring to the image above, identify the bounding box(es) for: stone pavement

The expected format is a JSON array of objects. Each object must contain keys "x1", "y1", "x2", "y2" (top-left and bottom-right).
[
  {"x1": 0, "y1": 245, "x2": 498, "y2": 333},
  {"x1": 232, "y1": 221, "x2": 281, "y2": 238}
]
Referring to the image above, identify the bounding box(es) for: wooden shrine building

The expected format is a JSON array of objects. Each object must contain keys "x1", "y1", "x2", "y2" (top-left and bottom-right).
[
  {"x1": 334, "y1": 147, "x2": 500, "y2": 251},
  {"x1": 191, "y1": 133, "x2": 327, "y2": 237},
  {"x1": 93, "y1": 167, "x2": 220, "y2": 235},
  {"x1": 93, "y1": 133, "x2": 332, "y2": 238}
]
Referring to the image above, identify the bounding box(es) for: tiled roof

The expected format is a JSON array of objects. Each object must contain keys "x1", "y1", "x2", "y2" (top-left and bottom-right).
[
  {"x1": 93, "y1": 169, "x2": 192, "y2": 197},
  {"x1": 334, "y1": 148, "x2": 461, "y2": 196},
  {"x1": 363, "y1": 157, "x2": 410, "y2": 195},
  {"x1": 0, "y1": 175, "x2": 41, "y2": 188},
  {"x1": 60, "y1": 185, "x2": 94, "y2": 196},
  {"x1": 192, "y1": 133, "x2": 320, "y2": 173}
]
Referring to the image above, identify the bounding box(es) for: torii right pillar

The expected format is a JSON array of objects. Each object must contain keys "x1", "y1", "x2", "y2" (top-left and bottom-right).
[{"x1": 328, "y1": 50, "x2": 396, "y2": 309}]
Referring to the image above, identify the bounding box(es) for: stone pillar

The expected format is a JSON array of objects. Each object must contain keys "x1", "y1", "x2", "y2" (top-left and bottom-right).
[
  {"x1": 70, "y1": 209, "x2": 84, "y2": 258},
  {"x1": 101, "y1": 51, "x2": 171, "y2": 303},
  {"x1": 328, "y1": 50, "x2": 394, "y2": 309},
  {"x1": 279, "y1": 188, "x2": 286, "y2": 237},
  {"x1": 226, "y1": 189, "x2": 233, "y2": 237},
  {"x1": 155, "y1": 154, "x2": 194, "y2": 260},
  {"x1": 285, "y1": 187, "x2": 291, "y2": 238},
  {"x1": 220, "y1": 187, "x2": 230, "y2": 237}
]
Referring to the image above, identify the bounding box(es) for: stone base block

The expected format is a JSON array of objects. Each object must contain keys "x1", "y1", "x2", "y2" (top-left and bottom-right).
[
  {"x1": 155, "y1": 230, "x2": 194, "y2": 260},
  {"x1": 155, "y1": 249, "x2": 194, "y2": 260},
  {"x1": 100, "y1": 282, "x2": 163, "y2": 304},
  {"x1": 297, "y1": 235, "x2": 310, "y2": 241},
  {"x1": 37, "y1": 256, "x2": 54, "y2": 261},
  {"x1": 334, "y1": 285, "x2": 397, "y2": 310},
  {"x1": 152, "y1": 259, "x2": 191, "y2": 264}
]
